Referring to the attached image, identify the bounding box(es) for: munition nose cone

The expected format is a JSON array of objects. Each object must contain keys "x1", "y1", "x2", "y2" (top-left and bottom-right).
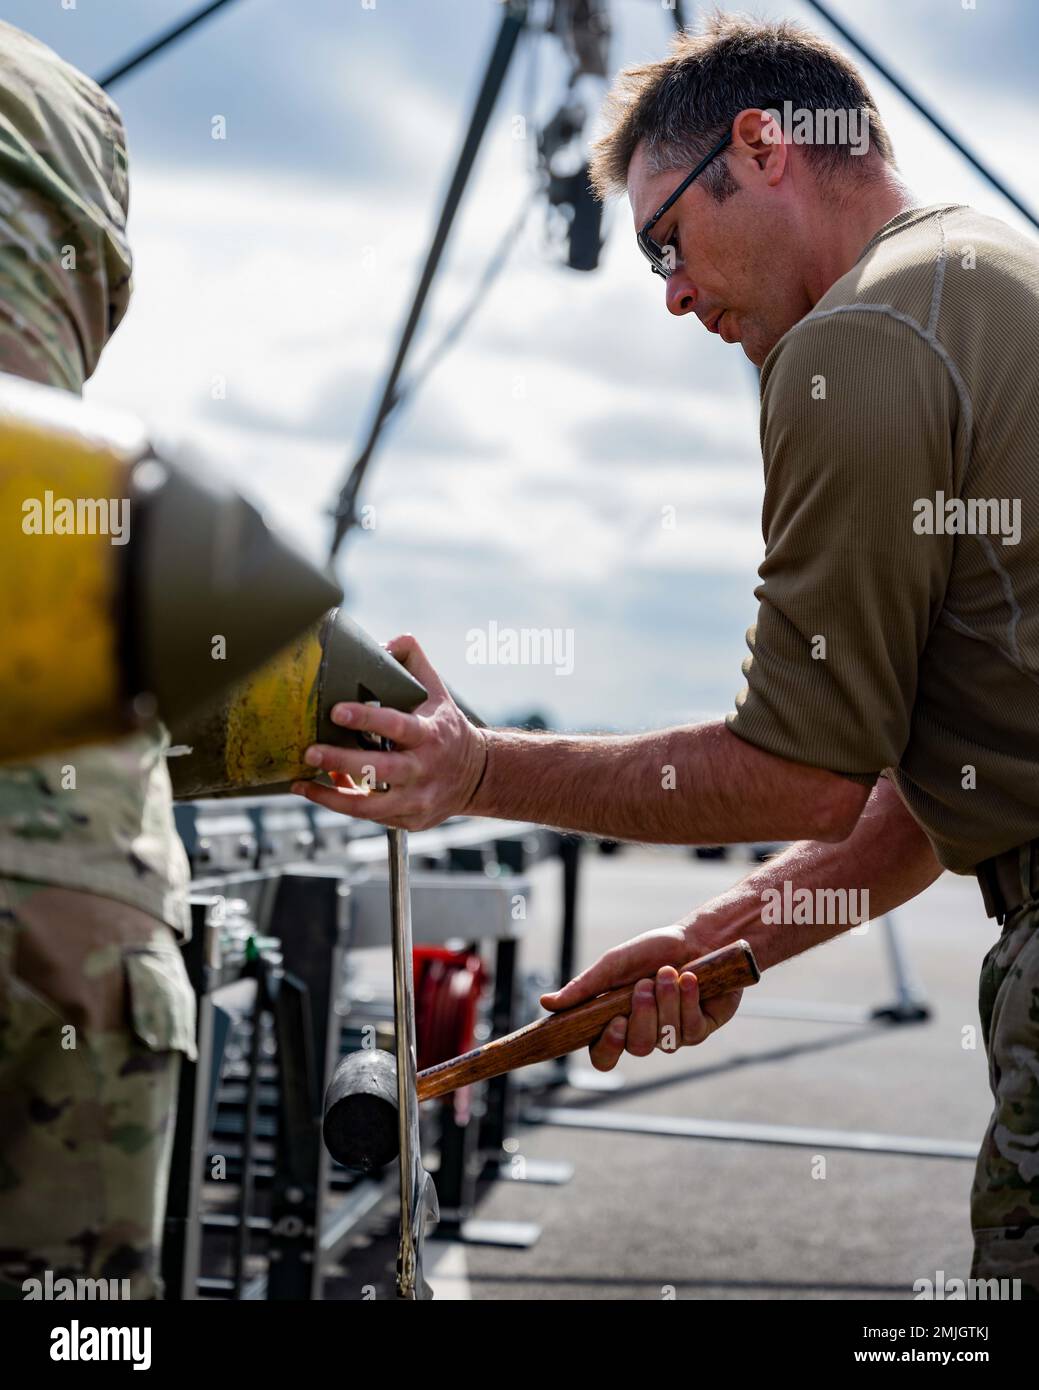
[
  {"x1": 137, "y1": 458, "x2": 342, "y2": 724},
  {"x1": 316, "y1": 608, "x2": 427, "y2": 745}
]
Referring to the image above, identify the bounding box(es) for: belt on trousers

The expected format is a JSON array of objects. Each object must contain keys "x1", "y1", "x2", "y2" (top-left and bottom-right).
[{"x1": 975, "y1": 839, "x2": 1039, "y2": 923}]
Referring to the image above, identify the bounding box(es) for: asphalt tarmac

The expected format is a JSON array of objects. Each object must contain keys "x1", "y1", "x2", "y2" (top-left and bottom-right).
[{"x1": 331, "y1": 846, "x2": 995, "y2": 1301}]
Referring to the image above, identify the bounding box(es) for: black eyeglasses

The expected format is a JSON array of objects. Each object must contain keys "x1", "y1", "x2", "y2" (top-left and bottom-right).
[{"x1": 636, "y1": 129, "x2": 732, "y2": 279}]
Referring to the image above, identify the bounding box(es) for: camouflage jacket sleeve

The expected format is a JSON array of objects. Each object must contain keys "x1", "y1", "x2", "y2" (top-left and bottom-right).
[{"x1": 0, "y1": 19, "x2": 132, "y2": 392}]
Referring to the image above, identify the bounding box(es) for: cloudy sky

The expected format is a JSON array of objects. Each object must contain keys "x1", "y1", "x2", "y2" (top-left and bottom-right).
[{"x1": 10, "y1": 0, "x2": 1038, "y2": 731}]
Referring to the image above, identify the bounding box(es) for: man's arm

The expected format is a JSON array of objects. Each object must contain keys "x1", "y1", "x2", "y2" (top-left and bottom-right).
[
  {"x1": 692, "y1": 772, "x2": 942, "y2": 968},
  {"x1": 542, "y1": 775, "x2": 941, "y2": 1068},
  {"x1": 467, "y1": 717, "x2": 868, "y2": 846},
  {"x1": 293, "y1": 635, "x2": 869, "y2": 843}
]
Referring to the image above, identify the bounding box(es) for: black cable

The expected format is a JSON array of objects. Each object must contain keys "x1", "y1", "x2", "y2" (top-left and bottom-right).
[
  {"x1": 96, "y1": 0, "x2": 243, "y2": 90},
  {"x1": 522, "y1": 6, "x2": 545, "y2": 173},
  {"x1": 381, "y1": 188, "x2": 539, "y2": 430},
  {"x1": 800, "y1": 0, "x2": 1039, "y2": 233},
  {"x1": 328, "y1": 0, "x2": 530, "y2": 560}
]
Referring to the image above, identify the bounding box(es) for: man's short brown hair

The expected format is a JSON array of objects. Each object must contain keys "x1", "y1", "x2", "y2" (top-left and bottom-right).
[{"x1": 589, "y1": 10, "x2": 895, "y2": 203}]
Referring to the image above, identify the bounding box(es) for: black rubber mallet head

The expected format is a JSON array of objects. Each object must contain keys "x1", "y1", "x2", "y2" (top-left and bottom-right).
[
  {"x1": 323, "y1": 940, "x2": 760, "y2": 1172},
  {"x1": 322, "y1": 1048, "x2": 400, "y2": 1173}
]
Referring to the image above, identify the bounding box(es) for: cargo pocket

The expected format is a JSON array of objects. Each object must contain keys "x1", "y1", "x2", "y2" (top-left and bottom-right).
[{"x1": 124, "y1": 938, "x2": 198, "y2": 1061}]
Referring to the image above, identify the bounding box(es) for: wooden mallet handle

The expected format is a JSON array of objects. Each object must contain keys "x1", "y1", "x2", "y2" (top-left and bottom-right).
[{"x1": 416, "y1": 938, "x2": 760, "y2": 1103}]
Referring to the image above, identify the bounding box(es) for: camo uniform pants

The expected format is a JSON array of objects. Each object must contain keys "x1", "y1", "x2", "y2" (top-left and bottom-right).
[
  {"x1": 971, "y1": 898, "x2": 1039, "y2": 1298},
  {"x1": 0, "y1": 879, "x2": 196, "y2": 1300}
]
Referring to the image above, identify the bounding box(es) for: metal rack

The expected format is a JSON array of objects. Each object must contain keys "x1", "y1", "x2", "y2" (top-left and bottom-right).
[{"x1": 162, "y1": 803, "x2": 558, "y2": 1299}]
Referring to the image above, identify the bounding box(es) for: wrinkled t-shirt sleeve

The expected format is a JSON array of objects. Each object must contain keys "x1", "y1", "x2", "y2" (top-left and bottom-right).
[{"x1": 726, "y1": 308, "x2": 959, "y2": 784}]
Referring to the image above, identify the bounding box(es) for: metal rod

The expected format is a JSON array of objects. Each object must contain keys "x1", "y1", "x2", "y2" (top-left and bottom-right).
[
  {"x1": 879, "y1": 913, "x2": 927, "y2": 1013},
  {"x1": 388, "y1": 827, "x2": 418, "y2": 1295},
  {"x1": 528, "y1": 1106, "x2": 978, "y2": 1160},
  {"x1": 387, "y1": 826, "x2": 437, "y2": 1298},
  {"x1": 96, "y1": 0, "x2": 242, "y2": 90},
  {"x1": 802, "y1": 0, "x2": 1039, "y2": 232},
  {"x1": 328, "y1": 0, "x2": 529, "y2": 558},
  {"x1": 553, "y1": 834, "x2": 582, "y2": 1085}
]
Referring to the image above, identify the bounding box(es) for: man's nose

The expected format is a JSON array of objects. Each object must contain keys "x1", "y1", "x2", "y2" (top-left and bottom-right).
[{"x1": 665, "y1": 268, "x2": 698, "y2": 317}]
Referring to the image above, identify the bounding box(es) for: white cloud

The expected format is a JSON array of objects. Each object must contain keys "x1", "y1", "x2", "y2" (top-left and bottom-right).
[{"x1": 80, "y1": 0, "x2": 1037, "y2": 730}]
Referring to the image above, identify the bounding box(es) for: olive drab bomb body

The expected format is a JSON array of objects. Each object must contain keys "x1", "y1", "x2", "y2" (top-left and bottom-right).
[
  {"x1": 166, "y1": 609, "x2": 428, "y2": 799},
  {"x1": 0, "y1": 372, "x2": 341, "y2": 763}
]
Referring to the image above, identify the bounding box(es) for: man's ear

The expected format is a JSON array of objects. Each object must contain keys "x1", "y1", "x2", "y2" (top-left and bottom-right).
[{"x1": 731, "y1": 108, "x2": 788, "y2": 184}]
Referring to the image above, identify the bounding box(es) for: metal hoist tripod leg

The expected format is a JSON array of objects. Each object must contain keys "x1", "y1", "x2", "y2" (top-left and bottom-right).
[{"x1": 386, "y1": 826, "x2": 439, "y2": 1299}]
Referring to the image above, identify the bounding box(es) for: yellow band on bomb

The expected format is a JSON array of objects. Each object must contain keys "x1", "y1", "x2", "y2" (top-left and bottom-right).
[
  {"x1": 222, "y1": 624, "x2": 325, "y2": 788},
  {"x1": 0, "y1": 426, "x2": 125, "y2": 762}
]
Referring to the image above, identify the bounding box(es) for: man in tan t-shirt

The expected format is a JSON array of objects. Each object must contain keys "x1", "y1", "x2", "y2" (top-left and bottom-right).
[{"x1": 294, "y1": 18, "x2": 1039, "y2": 1292}]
